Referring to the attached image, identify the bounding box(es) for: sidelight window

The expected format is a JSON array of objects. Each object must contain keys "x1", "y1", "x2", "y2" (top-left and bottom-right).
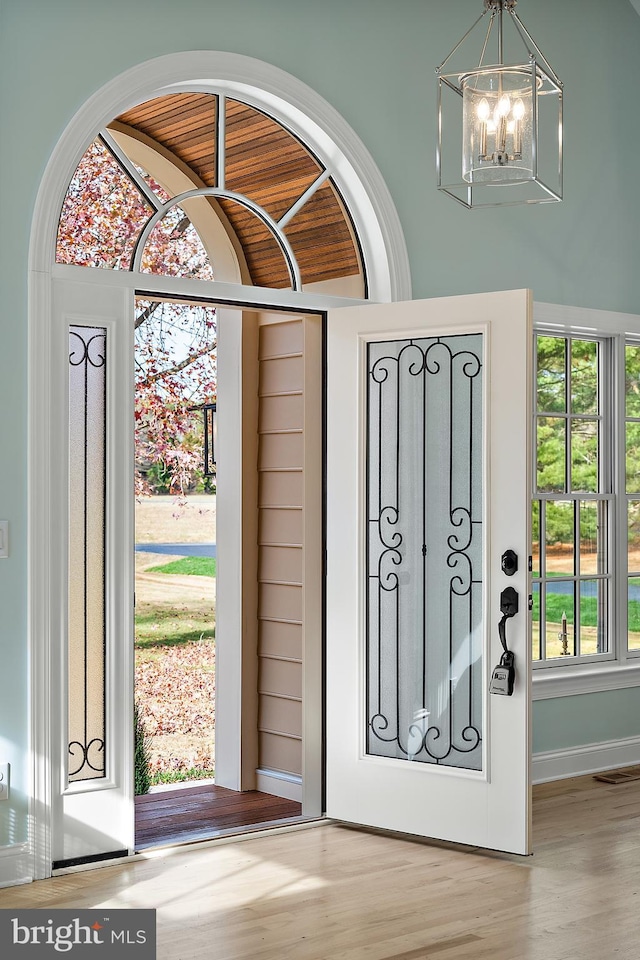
[{"x1": 68, "y1": 325, "x2": 108, "y2": 781}]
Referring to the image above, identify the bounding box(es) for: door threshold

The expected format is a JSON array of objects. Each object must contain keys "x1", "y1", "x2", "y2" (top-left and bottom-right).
[
  {"x1": 135, "y1": 815, "x2": 325, "y2": 854},
  {"x1": 51, "y1": 818, "x2": 327, "y2": 877},
  {"x1": 147, "y1": 777, "x2": 216, "y2": 794}
]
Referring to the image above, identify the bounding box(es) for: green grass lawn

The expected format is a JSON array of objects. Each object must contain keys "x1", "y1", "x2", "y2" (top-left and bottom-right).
[
  {"x1": 135, "y1": 608, "x2": 215, "y2": 649},
  {"x1": 532, "y1": 591, "x2": 640, "y2": 631},
  {"x1": 149, "y1": 767, "x2": 216, "y2": 786},
  {"x1": 148, "y1": 556, "x2": 216, "y2": 577}
]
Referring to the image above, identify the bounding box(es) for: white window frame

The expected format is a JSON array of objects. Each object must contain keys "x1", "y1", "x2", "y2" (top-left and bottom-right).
[
  {"x1": 533, "y1": 302, "x2": 640, "y2": 701},
  {"x1": 532, "y1": 332, "x2": 613, "y2": 667}
]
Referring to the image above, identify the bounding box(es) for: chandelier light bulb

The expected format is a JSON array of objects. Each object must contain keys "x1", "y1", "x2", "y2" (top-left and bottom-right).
[
  {"x1": 497, "y1": 95, "x2": 512, "y2": 117},
  {"x1": 477, "y1": 97, "x2": 491, "y2": 121},
  {"x1": 477, "y1": 97, "x2": 491, "y2": 155},
  {"x1": 494, "y1": 94, "x2": 511, "y2": 155},
  {"x1": 512, "y1": 97, "x2": 525, "y2": 155}
]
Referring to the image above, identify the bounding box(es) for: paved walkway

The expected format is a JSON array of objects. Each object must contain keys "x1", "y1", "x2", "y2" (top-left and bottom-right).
[{"x1": 135, "y1": 543, "x2": 217, "y2": 557}]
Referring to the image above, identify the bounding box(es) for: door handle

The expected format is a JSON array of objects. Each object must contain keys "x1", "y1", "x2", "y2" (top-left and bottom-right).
[
  {"x1": 490, "y1": 587, "x2": 518, "y2": 696},
  {"x1": 499, "y1": 586, "x2": 518, "y2": 637}
]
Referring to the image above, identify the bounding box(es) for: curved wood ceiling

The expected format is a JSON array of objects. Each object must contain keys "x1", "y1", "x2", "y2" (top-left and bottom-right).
[{"x1": 114, "y1": 94, "x2": 362, "y2": 289}]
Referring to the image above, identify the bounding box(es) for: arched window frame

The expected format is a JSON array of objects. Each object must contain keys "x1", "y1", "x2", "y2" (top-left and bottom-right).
[{"x1": 33, "y1": 51, "x2": 411, "y2": 301}]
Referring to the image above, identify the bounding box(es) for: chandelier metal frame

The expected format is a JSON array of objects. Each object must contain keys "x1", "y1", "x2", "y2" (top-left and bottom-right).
[{"x1": 436, "y1": 0, "x2": 563, "y2": 209}]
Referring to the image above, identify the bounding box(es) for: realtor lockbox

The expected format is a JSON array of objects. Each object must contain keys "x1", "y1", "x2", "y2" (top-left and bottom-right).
[{"x1": 0, "y1": 909, "x2": 156, "y2": 958}]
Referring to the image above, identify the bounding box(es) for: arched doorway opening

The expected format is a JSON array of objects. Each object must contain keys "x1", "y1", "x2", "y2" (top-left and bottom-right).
[{"x1": 28, "y1": 51, "x2": 411, "y2": 877}]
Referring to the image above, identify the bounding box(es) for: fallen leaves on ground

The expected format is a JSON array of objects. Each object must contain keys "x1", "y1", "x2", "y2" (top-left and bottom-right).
[{"x1": 135, "y1": 639, "x2": 215, "y2": 773}]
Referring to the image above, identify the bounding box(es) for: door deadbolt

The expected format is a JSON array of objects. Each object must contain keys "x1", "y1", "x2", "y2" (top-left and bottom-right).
[{"x1": 501, "y1": 549, "x2": 518, "y2": 577}]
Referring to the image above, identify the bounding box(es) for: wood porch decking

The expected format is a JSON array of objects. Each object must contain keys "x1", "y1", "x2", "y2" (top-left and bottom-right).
[{"x1": 135, "y1": 781, "x2": 302, "y2": 849}]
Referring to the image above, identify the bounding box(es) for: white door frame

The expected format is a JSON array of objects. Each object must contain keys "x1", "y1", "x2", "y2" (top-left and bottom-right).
[{"x1": 28, "y1": 51, "x2": 411, "y2": 880}]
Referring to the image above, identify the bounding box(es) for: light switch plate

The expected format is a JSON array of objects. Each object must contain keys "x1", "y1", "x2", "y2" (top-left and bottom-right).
[
  {"x1": 0, "y1": 764, "x2": 9, "y2": 801},
  {"x1": 0, "y1": 521, "x2": 8, "y2": 559}
]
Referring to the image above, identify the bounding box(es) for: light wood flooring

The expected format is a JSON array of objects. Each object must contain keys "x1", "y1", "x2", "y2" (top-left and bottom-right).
[{"x1": 2, "y1": 775, "x2": 640, "y2": 959}]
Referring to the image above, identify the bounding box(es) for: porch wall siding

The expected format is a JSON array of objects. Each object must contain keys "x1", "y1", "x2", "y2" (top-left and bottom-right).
[{"x1": 257, "y1": 319, "x2": 306, "y2": 786}]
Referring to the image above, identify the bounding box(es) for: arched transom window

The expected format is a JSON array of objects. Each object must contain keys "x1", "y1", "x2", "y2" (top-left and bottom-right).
[{"x1": 56, "y1": 93, "x2": 365, "y2": 294}]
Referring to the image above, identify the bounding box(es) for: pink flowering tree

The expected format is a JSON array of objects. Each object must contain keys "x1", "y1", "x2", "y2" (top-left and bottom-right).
[{"x1": 57, "y1": 138, "x2": 217, "y2": 496}]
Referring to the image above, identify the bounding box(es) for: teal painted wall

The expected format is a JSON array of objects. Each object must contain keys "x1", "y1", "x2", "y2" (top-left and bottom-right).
[
  {"x1": 533, "y1": 688, "x2": 640, "y2": 753},
  {"x1": 1, "y1": 0, "x2": 640, "y2": 846}
]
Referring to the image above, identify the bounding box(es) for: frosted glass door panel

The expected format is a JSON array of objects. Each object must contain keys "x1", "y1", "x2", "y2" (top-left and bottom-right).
[{"x1": 366, "y1": 335, "x2": 483, "y2": 770}]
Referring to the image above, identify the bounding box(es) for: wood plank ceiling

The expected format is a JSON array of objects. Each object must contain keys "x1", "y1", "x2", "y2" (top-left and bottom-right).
[{"x1": 114, "y1": 93, "x2": 362, "y2": 289}]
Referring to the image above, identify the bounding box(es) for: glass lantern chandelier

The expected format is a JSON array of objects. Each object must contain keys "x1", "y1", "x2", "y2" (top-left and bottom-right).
[{"x1": 436, "y1": 0, "x2": 563, "y2": 208}]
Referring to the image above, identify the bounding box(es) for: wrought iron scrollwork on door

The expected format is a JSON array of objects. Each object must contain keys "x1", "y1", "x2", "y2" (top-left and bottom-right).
[
  {"x1": 366, "y1": 335, "x2": 484, "y2": 770},
  {"x1": 68, "y1": 326, "x2": 107, "y2": 782}
]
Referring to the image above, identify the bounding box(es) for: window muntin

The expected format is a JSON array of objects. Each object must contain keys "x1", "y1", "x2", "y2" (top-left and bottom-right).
[
  {"x1": 533, "y1": 335, "x2": 611, "y2": 665},
  {"x1": 133, "y1": 161, "x2": 173, "y2": 203}
]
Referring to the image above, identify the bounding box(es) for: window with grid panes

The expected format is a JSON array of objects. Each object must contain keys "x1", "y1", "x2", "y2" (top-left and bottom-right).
[
  {"x1": 533, "y1": 335, "x2": 612, "y2": 665},
  {"x1": 625, "y1": 343, "x2": 640, "y2": 653}
]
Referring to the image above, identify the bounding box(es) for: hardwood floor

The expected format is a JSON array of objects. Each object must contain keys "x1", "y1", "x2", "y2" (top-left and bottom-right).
[
  {"x1": 135, "y1": 783, "x2": 303, "y2": 848},
  {"x1": 2, "y1": 775, "x2": 640, "y2": 959}
]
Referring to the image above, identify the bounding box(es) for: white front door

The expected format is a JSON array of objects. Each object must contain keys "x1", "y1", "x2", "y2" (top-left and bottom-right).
[
  {"x1": 326, "y1": 289, "x2": 532, "y2": 855},
  {"x1": 51, "y1": 278, "x2": 134, "y2": 866}
]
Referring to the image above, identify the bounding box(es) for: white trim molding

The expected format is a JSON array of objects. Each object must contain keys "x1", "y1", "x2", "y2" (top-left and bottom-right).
[
  {"x1": 256, "y1": 768, "x2": 303, "y2": 803},
  {"x1": 52, "y1": 262, "x2": 367, "y2": 311},
  {"x1": 0, "y1": 844, "x2": 32, "y2": 889},
  {"x1": 534, "y1": 300, "x2": 640, "y2": 335},
  {"x1": 533, "y1": 661, "x2": 640, "y2": 699},
  {"x1": 533, "y1": 734, "x2": 640, "y2": 784}
]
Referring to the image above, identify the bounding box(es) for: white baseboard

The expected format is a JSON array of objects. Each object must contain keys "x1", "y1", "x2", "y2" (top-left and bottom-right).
[
  {"x1": 0, "y1": 843, "x2": 31, "y2": 888},
  {"x1": 533, "y1": 734, "x2": 640, "y2": 784},
  {"x1": 256, "y1": 768, "x2": 302, "y2": 802}
]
